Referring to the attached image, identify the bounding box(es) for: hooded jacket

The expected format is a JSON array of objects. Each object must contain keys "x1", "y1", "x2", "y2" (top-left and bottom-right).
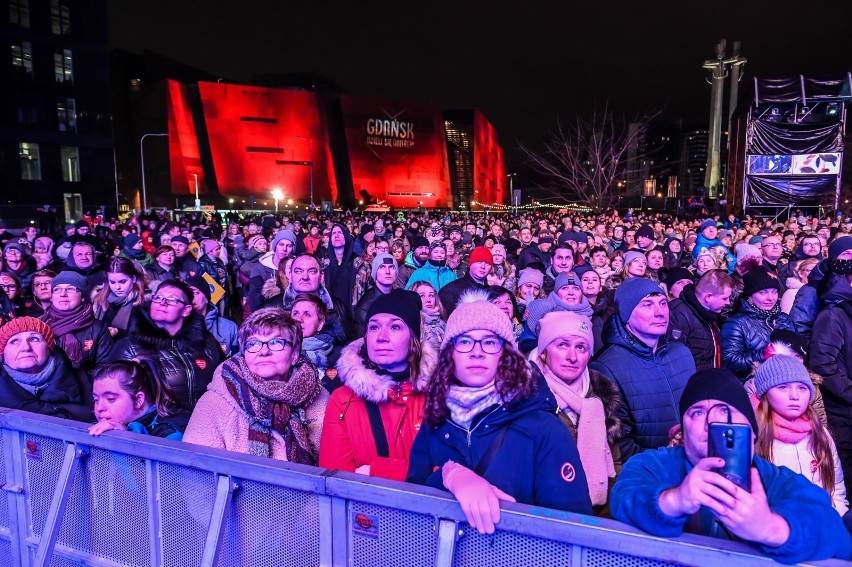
[
  {"x1": 324, "y1": 223, "x2": 358, "y2": 308},
  {"x1": 247, "y1": 251, "x2": 281, "y2": 311},
  {"x1": 590, "y1": 314, "x2": 695, "y2": 460},
  {"x1": 406, "y1": 370, "x2": 593, "y2": 515},
  {"x1": 669, "y1": 284, "x2": 722, "y2": 371},
  {"x1": 405, "y1": 260, "x2": 458, "y2": 292},
  {"x1": 319, "y1": 338, "x2": 438, "y2": 481},
  {"x1": 203, "y1": 304, "x2": 239, "y2": 358},
  {"x1": 110, "y1": 307, "x2": 223, "y2": 410},
  {"x1": 809, "y1": 275, "x2": 852, "y2": 486},
  {"x1": 721, "y1": 299, "x2": 795, "y2": 378}
]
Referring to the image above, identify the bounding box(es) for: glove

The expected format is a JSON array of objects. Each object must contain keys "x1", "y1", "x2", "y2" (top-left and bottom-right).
[{"x1": 442, "y1": 461, "x2": 515, "y2": 534}]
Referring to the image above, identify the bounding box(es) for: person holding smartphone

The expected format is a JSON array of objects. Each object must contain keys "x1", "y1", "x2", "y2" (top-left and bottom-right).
[{"x1": 610, "y1": 368, "x2": 851, "y2": 564}]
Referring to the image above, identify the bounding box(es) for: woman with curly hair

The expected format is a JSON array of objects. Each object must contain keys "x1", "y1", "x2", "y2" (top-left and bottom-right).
[{"x1": 407, "y1": 294, "x2": 592, "y2": 534}]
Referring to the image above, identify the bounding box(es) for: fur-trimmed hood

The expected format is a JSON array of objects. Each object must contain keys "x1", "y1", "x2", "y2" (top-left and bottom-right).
[{"x1": 336, "y1": 337, "x2": 438, "y2": 403}]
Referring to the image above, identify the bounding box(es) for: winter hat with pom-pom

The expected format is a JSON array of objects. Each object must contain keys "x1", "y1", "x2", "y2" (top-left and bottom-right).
[{"x1": 441, "y1": 288, "x2": 514, "y2": 350}]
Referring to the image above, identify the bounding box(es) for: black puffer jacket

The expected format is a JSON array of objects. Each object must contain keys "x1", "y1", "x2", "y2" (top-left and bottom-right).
[
  {"x1": 669, "y1": 284, "x2": 722, "y2": 371},
  {"x1": 0, "y1": 349, "x2": 92, "y2": 421},
  {"x1": 809, "y1": 275, "x2": 852, "y2": 488},
  {"x1": 721, "y1": 299, "x2": 795, "y2": 379},
  {"x1": 438, "y1": 273, "x2": 487, "y2": 316},
  {"x1": 110, "y1": 307, "x2": 223, "y2": 410}
]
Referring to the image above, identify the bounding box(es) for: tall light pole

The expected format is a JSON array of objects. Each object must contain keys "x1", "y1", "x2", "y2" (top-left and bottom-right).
[
  {"x1": 295, "y1": 134, "x2": 314, "y2": 208},
  {"x1": 192, "y1": 173, "x2": 201, "y2": 211},
  {"x1": 507, "y1": 172, "x2": 517, "y2": 215},
  {"x1": 139, "y1": 132, "x2": 168, "y2": 212}
]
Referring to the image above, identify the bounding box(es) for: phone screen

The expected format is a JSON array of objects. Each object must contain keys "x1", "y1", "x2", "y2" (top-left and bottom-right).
[{"x1": 707, "y1": 422, "x2": 752, "y2": 491}]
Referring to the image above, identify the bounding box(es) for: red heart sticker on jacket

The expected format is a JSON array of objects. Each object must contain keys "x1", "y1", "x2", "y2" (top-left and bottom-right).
[
  {"x1": 195, "y1": 359, "x2": 207, "y2": 370},
  {"x1": 83, "y1": 339, "x2": 94, "y2": 351}
]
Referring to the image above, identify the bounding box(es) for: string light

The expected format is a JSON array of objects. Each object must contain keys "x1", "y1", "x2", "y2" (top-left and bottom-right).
[{"x1": 469, "y1": 200, "x2": 593, "y2": 213}]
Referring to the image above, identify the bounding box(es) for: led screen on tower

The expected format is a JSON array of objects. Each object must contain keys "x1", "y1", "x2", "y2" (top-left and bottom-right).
[{"x1": 340, "y1": 95, "x2": 451, "y2": 208}]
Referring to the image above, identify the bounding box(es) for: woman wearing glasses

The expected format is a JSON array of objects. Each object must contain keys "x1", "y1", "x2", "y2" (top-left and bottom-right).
[
  {"x1": 183, "y1": 308, "x2": 327, "y2": 464},
  {"x1": 407, "y1": 294, "x2": 592, "y2": 534},
  {"x1": 40, "y1": 271, "x2": 113, "y2": 375},
  {"x1": 0, "y1": 272, "x2": 25, "y2": 318},
  {"x1": 319, "y1": 289, "x2": 438, "y2": 480}
]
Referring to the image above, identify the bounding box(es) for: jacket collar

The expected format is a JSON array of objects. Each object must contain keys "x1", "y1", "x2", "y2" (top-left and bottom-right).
[{"x1": 337, "y1": 338, "x2": 438, "y2": 403}]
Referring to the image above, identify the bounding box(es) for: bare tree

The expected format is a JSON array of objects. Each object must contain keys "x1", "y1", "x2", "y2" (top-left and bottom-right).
[{"x1": 521, "y1": 107, "x2": 661, "y2": 210}]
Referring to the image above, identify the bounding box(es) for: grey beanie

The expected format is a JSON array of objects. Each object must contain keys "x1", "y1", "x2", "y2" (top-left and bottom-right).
[
  {"x1": 271, "y1": 229, "x2": 296, "y2": 251},
  {"x1": 371, "y1": 253, "x2": 398, "y2": 280},
  {"x1": 52, "y1": 270, "x2": 89, "y2": 295},
  {"x1": 517, "y1": 267, "x2": 544, "y2": 288},
  {"x1": 754, "y1": 354, "x2": 814, "y2": 399}
]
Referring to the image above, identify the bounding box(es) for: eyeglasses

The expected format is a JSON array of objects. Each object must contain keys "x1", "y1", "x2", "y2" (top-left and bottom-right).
[
  {"x1": 51, "y1": 286, "x2": 80, "y2": 295},
  {"x1": 151, "y1": 294, "x2": 187, "y2": 306},
  {"x1": 452, "y1": 335, "x2": 505, "y2": 354},
  {"x1": 0, "y1": 284, "x2": 17, "y2": 291},
  {"x1": 33, "y1": 281, "x2": 52, "y2": 288},
  {"x1": 244, "y1": 338, "x2": 291, "y2": 353}
]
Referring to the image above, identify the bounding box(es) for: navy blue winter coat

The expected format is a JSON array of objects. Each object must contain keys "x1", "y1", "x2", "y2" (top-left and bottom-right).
[
  {"x1": 589, "y1": 315, "x2": 695, "y2": 460},
  {"x1": 406, "y1": 375, "x2": 593, "y2": 516},
  {"x1": 720, "y1": 299, "x2": 794, "y2": 379}
]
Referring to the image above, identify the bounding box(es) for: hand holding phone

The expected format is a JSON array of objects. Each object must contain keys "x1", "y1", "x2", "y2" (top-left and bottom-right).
[{"x1": 708, "y1": 422, "x2": 752, "y2": 491}]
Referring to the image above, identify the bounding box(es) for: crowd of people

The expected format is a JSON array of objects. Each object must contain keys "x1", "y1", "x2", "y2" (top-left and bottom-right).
[{"x1": 1, "y1": 207, "x2": 851, "y2": 562}]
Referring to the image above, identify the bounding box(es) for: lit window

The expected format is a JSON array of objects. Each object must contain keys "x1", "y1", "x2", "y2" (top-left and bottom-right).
[
  {"x1": 9, "y1": 0, "x2": 30, "y2": 27},
  {"x1": 50, "y1": 0, "x2": 70, "y2": 35},
  {"x1": 60, "y1": 146, "x2": 80, "y2": 182},
  {"x1": 54, "y1": 49, "x2": 73, "y2": 84},
  {"x1": 11, "y1": 42, "x2": 33, "y2": 77},
  {"x1": 19, "y1": 142, "x2": 41, "y2": 181},
  {"x1": 57, "y1": 98, "x2": 76, "y2": 132}
]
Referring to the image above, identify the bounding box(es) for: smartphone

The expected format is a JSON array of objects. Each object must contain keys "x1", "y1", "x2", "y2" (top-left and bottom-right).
[{"x1": 707, "y1": 422, "x2": 752, "y2": 491}]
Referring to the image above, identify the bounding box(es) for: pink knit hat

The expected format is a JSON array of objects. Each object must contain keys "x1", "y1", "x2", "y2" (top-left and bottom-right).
[
  {"x1": 536, "y1": 311, "x2": 594, "y2": 352},
  {"x1": 441, "y1": 289, "x2": 514, "y2": 350}
]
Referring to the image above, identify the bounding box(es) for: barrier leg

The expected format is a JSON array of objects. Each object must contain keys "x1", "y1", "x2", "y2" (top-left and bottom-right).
[
  {"x1": 32, "y1": 442, "x2": 88, "y2": 567},
  {"x1": 200, "y1": 474, "x2": 239, "y2": 567},
  {"x1": 434, "y1": 518, "x2": 459, "y2": 567}
]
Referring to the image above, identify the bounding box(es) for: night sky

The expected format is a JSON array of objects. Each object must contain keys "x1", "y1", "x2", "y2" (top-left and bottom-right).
[{"x1": 108, "y1": 1, "x2": 851, "y2": 169}]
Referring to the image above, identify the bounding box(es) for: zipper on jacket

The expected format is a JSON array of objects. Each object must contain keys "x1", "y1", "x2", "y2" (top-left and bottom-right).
[
  {"x1": 447, "y1": 405, "x2": 503, "y2": 447},
  {"x1": 174, "y1": 338, "x2": 195, "y2": 406}
]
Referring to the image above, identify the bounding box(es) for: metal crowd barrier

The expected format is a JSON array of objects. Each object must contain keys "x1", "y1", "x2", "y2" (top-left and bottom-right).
[{"x1": 0, "y1": 409, "x2": 845, "y2": 567}]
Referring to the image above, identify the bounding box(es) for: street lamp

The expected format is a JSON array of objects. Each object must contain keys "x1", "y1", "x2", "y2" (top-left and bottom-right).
[
  {"x1": 192, "y1": 173, "x2": 201, "y2": 211},
  {"x1": 272, "y1": 188, "x2": 283, "y2": 213},
  {"x1": 507, "y1": 172, "x2": 518, "y2": 214},
  {"x1": 295, "y1": 134, "x2": 314, "y2": 208},
  {"x1": 139, "y1": 132, "x2": 168, "y2": 211}
]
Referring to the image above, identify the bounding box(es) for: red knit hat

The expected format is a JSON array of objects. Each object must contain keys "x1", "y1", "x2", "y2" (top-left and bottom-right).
[
  {"x1": 0, "y1": 317, "x2": 56, "y2": 353},
  {"x1": 468, "y1": 246, "x2": 494, "y2": 266}
]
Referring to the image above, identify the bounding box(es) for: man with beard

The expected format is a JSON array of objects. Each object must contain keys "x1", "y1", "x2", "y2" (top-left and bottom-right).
[{"x1": 405, "y1": 241, "x2": 457, "y2": 292}]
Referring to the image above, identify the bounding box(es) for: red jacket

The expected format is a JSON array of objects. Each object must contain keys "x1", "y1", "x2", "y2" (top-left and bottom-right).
[{"x1": 319, "y1": 338, "x2": 438, "y2": 481}]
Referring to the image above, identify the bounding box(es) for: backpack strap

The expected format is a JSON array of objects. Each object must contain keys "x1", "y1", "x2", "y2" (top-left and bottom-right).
[
  {"x1": 474, "y1": 425, "x2": 510, "y2": 476},
  {"x1": 364, "y1": 401, "x2": 390, "y2": 458}
]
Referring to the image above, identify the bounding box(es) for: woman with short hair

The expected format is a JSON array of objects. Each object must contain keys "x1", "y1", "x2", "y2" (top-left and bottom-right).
[{"x1": 183, "y1": 308, "x2": 327, "y2": 463}]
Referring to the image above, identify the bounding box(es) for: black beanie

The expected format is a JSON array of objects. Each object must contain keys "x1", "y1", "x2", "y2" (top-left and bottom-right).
[
  {"x1": 185, "y1": 275, "x2": 211, "y2": 302},
  {"x1": 411, "y1": 236, "x2": 430, "y2": 250},
  {"x1": 365, "y1": 289, "x2": 422, "y2": 337},
  {"x1": 741, "y1": 265, "x2": 781, "y2": 299},
  {"x1": 635, "y1": 224, "x2": 655, "y2": 241},
  {"x1": 679, "y1": 368, "x2": 759, "y2": 433}
]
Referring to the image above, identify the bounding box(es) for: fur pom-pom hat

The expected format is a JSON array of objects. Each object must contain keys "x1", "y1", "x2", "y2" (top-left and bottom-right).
[{"x1": 441, "y1": 288, "x2": 515, "y2": 350}]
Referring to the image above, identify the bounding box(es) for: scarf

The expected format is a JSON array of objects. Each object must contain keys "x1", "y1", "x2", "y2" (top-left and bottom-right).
[
  {"x1": 220, "y1": 354, "x2": 321, "y2": 463},
  {"x1": 41, "y1": 303, "x2": 95, "y2": 366},
  {"x1": 4, "y1": 356, "x2": 57, "y2": 395},
  {"x1": 301, "y1": 335, "x2": 333, "y2": 370},
  {"x1": 123, "y1": 246, "x2": 147, "y2": 260},
  {"x1": 539, "y1": 363, "x2": 615, "y2": 505},
  {"x1": 549, "y1": 290, "x2": 594, "y2": 318},
  {"x1": 772, "y1": 411, "x2": 812, "y2": 444},
  {"x1": 445, "y1": 382, "x2": 503, "y2": 430}
]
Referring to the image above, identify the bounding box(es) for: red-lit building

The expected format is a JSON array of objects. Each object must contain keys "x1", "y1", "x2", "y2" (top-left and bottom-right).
[{"x1": 113, "y1": 52, "x2": 506, "y2": 211}]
